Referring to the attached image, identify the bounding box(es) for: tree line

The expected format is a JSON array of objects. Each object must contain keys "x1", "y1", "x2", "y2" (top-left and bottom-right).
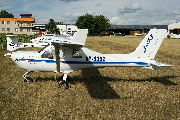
[{"x1": 45, "y1": 14, "x2": 111, "y2": 35}]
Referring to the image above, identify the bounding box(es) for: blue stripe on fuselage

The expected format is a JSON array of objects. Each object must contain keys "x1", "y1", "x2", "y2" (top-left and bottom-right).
[{"x1": 18, "y1": 59, "x2": 148, "y2": 65}]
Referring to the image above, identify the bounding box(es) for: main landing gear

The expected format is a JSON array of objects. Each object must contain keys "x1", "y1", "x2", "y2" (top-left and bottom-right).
[
  {"x1": 58, "y1": 73, "x2": 69, "y2": 89},
  {"x1": 23, "y1": 71, "x2": 69, "y2": 89},
  {"x1": 23, "y1": 71, "x2": 33, "y2": 83}
]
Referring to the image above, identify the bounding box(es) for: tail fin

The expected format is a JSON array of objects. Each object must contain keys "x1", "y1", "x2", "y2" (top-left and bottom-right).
[
  {"x1": 71, "y1": 29, "x2": 88, "y2": 45},
  {"x1": 130, "y1": 29, "x2": 167, "y2": 59},
  {"x1": 7, "y1": 35, "x2": 22, "y2": 51},
  {"x1": 7, "y1": 35, "x2": 47, "y2": 51}
]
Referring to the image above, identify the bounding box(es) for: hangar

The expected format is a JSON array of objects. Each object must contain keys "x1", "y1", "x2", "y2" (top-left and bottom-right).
[
  {"x1": 168, "y1": 22, "x2": 180, "y2": 34},
  {"x1": 168, "y1": 22, "x2": 180, "y2": 38},
  {"x1": 109, "y1": 25, "x2": 168, "y2": 35}
]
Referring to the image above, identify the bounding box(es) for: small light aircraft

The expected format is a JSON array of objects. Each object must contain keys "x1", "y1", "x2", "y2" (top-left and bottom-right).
[
  {"x1": 4, "y1": 29, "x2": 171, "y2": 89},
  {"x1": 134, "y1": 33, "x2": 145, "y2": 36}
]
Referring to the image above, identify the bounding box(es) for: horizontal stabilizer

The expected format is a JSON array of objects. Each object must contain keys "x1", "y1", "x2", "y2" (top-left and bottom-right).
[
  {"x1": 141, "y1": 62, "x2": 171, "y2": 70},
  {"x1": 141, "y1": 66, "x2": 160, "y2": 70},
  {"x1": 151, "y1": 62, "x2": 171, "y2": 67}
]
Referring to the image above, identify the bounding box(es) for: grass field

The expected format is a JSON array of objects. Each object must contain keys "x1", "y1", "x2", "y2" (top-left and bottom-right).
[{"x1": 0, "y1": 35, "x2": 179, "y2": 119}]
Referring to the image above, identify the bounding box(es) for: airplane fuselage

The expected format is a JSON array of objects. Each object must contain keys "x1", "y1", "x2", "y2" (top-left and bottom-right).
[{"x1": 9, "y1": 45, "x2": 152, "y2": 74}]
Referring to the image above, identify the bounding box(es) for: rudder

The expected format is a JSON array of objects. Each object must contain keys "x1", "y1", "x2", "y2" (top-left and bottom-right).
[
  {"x1": 7, "y1": 35, "x2": 22, "y2": 51},
  {"x1": 130, "y1": 29, "x2": 167, "y2": 59}
]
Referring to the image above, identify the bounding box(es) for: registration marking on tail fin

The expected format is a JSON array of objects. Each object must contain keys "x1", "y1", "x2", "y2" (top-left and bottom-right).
[
  {"x1": 144, "y1": 34, "x2": 153, "y2": 53},
  {"x1": 130, "y1": 29, "x2": 167, "y2": 59}
]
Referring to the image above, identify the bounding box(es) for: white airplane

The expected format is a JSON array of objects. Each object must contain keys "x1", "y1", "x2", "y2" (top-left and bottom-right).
[
  {"x1": 4, "y1": 29, "x2": 171, "y2": 89},
  {"x1": 134, "y1": 33, "x2": 145, "y2": 36}
]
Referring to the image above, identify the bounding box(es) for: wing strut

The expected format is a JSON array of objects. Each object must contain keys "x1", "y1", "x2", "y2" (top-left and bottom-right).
[{"x1": 55, "y1": 47, "x2": 60, "y2": 73}]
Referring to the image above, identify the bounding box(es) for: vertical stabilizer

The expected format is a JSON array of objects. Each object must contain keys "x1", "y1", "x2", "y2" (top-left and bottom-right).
[
  {"x1": 130, "y1": 29, "x2": 167, "y2": 59},
  {"x1": 7, "y1": 35, "x2": 22, "y2": 51},
  {"x1": 71, "y1": 29, "x2": 88, "y2": 45}
]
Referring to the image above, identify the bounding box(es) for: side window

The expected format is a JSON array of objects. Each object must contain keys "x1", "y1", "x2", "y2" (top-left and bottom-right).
[
  {"x1": 72, "y1": 49, "x2": 82, "y2": 58},
  {"x1": 20, "y1": 28, "x2": 23, "y2": 32},
  {"x1": 15, "y1": 28, "x2": 18, "y2": 32}
]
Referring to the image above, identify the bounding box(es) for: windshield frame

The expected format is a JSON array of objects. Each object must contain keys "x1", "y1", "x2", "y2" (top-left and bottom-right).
[{"x1": 38, "y1": 44, "x2": 50, "y2": 53}]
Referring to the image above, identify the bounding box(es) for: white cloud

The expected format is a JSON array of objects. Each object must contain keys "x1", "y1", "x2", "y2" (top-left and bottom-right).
[
  {"x1": 0, "y1": 1, "x2": 10, "y2": 7},
  {"x1": 176, "y1": 15, "x2": 180, "y2": 19},
  {"x1": 37, "y1": 19, "x2": 49, "y2": 24},
  {"x1": 61, "y1": 13, "x2": 84, "y2": 23},
  {"x1": 154, "y1": 20, "x2": 176, "y2": 25},
  {"x1": 173, "y1": 9, "x2": 180, "y2": 15},
  {"x1": 87, "y1": 11, "x2": 96, "y2": 15},
  {"x1": 61, "y1": 11, "x2": 96, "y2": 24},
  {"x1": 118, "y1": 3, "x2": 142, "y2": 15},
  {"x1": 110, "y1": 17, "x2": 122, "y2": 25},
  {"x1": 110, "y1": 17, "x2": 138, "y2": 25},
  {"x1": 138, "y1": 9, "x2": 163, "y2": 18}
]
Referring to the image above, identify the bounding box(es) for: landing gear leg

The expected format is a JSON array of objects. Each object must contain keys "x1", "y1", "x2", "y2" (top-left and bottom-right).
[
  {"x1": 58, "y1": 73, "x2": 69, "y2": 89},
  {"x1": 23, "y1": 71, "x2": 33, "y2": 83}
]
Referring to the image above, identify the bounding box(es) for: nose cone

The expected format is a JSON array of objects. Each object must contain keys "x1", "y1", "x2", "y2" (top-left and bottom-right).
[
  {"x1": 7, "y1": 51, "x2": 38, "y2": 62},
  {"x1": 7, "y1": 51, "x2": 38, "y2": 70},
  {"x1": 4, "y1": 53, "x2": 12, "y2": 58}
]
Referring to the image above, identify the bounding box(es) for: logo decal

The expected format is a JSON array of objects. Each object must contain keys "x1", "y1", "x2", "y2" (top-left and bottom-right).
[{"x1": 144, "y1": 34, "x2": 153, "y2": 53}]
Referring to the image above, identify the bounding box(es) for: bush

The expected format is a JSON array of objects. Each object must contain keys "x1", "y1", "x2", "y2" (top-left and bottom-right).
[{"x1": 0, "y1": 34, "x2": 7, "y2": 50}]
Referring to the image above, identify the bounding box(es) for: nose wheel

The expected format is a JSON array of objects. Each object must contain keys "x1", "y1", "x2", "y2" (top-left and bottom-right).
[
  {"x1": 58, "y1": 73, "x2": 69, "y2": 89},
  {"x1": 23, "y1": 71, "x2": 33, "y2": 83},
  {"x1": 58, "y1": 80, "x2": 68, "y2": 89}
]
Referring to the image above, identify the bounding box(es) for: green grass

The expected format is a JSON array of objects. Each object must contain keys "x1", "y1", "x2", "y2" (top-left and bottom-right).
[{"x1": 0, "y1": 36, "x2": 179, "y2": 119}]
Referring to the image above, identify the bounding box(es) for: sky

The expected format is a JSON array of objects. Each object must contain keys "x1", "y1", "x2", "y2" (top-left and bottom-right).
[{"x1": 0, "y1": 0, "x2": 180, "y2": 25}]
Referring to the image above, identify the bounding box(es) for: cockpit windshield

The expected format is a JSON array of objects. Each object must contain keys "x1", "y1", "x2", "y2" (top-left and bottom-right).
[{"x1": 40, "y1": 45, "x2": 55, "y2": 59}]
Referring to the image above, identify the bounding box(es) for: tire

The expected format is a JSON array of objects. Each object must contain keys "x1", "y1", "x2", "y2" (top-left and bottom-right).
[{"x1": 58, "y1": 80, "x2": 68, "y2": 89}]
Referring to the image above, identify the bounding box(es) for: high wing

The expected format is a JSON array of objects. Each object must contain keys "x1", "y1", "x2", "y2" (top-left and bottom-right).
[{"x1": 35, "y1": 29, "x2": 88, "y2": 46}]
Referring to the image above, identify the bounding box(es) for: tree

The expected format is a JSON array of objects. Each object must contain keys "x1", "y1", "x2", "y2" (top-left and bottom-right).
[
  {"x1": 0, "y1": 10, "x2": 14, "y2": 18},
  {"x1": 94, "y1": 15, "x2": 111, "y2": 35},
  {"x1": 55, "y1": 22, "x2": 63, "y2": 25},
  {"x1": 45, "y1": 19, "x2": 60, "y2": 34},
  {"x1": 75, "y1": 14, "x2": 95, "y2": 35},
  {"x1": 75, "y1": 14, "x2": 111, "y2": 35}
]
